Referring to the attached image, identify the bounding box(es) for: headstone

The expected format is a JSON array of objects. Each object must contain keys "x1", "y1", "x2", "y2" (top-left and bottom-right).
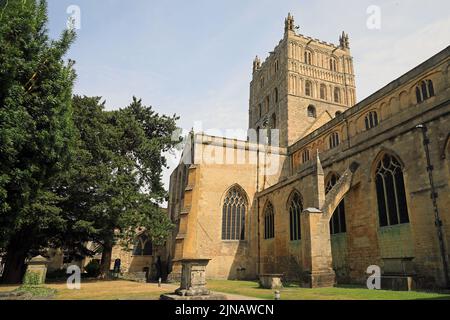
[{"x1": 23, "y1": 255, "x2": 50, "y2": 285}]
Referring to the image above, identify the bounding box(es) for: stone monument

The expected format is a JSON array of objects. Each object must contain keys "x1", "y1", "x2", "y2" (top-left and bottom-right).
[
  {"x1": 160, "y1": 258, "x2": 226, "y2": 300},
  {"x1": 23, "y1": 255, "x2": 50, "y2": 285}
]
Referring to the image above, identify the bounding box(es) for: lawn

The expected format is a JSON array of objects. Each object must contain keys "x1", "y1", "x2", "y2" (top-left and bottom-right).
[
  {"x1": 206, "y1": 280, "x2": 450, "y2": 300},
  {"x1": 1, "y1": 279, "x2": 449, "y2": 300},
  {"x1": 0, "y1": 280, "x2": 178, "y2": 300}
]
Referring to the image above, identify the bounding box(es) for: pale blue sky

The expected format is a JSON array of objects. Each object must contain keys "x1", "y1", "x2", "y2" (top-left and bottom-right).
[{"x1": 46, "y1": 0, "x2": 450, "y2": 191}]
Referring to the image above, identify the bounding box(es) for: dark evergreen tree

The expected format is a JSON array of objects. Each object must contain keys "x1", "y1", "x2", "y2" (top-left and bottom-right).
[
  {"x1": 0, "y1": 0, "x2": 76, "y2": 283},
  {"x1": 61, "y1": 96, "x2": 178, "y2": 277}
]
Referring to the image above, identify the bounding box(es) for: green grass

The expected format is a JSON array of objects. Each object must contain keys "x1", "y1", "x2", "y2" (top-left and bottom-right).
[
  {"x1": 14, "y1": 285, "x2": 57, "y2": 299},
  {"x1": 2, "y1": 280, "x2": 449, "y2": 300},
  {"x1": 206, "y1": 280, "x2": 450, "y2": 300}
]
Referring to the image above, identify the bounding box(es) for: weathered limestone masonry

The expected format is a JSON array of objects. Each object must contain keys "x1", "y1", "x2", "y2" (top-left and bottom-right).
[
  {"x1": 250, "y1": 13, "x2": 356, "y2": 147},
  {"x1": 167, "y1": 13, "x2": 450, "y2": 289}
]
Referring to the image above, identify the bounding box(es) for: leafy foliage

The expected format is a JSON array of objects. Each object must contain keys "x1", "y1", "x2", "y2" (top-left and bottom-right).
[
  {"x1": 84, "y1": 260, "x2": 101, "y2": 278},
  {"x1": 0, "y1": 0, "x2": 76, "y2": 263},
  {"x1": 15, "y1": 285, "x2": 56, "y2": 298},
  {"x1": 22, "y1": 271, "x2": 43, "y2": 286},
  {"x1": 0, "y1": 1, "x2": 180, "y2": 283}
]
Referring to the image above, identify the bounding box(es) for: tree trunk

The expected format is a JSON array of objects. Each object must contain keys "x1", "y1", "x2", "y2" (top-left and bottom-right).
[
  {"x1": 1, "y1": 236, "x2": 29, "y2": 284},
  {"x1": 99, "y1": 241, "x2": 113, "y2": 279}
]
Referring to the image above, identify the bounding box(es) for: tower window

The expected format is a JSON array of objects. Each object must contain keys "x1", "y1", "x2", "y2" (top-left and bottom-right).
[
  {"x1": 320, "y1": 84, "x2": 327, "y2": 100},
  {"x1": 329, "y1": 132, "x2": 340, "y2": 149},
  {"x1": 258, "y1": 104, "x2": 262, "y2": 118},
  {"x1": 334, "y1": 87, "x2": 341, "y2": 103},
  {"x1": 265, "y1": 96, "x2": 270, "y2": 112},
  {"x1": 288, "y1": 192, "x2": 303, "y2": 241},
  {"x1": 222, "y1": 185, "x2": 247, "y2": 240},
  {"x1": 271, "y1": 113, "x2": 277, "y2": 129},
  {"x1": 307, "y1": 105, "x2": 316, "y2": 118},
  {"x1": 415, "y1": 80, "x2": 435, "y2": 104},
  {"x1": 330, "y1": 58, "x2": 337, "y2": 72},
  {"x1": 325, "y1": 174, "x2": 346, "y2": 234},
  {"x1": 364, "y1": 111, "x2": 379, "y2": 130},
  {"x1": 301, "y1": 149, "x2": 310, "y2": 163},
  {"x1": 304, "y1": 51, "x2": 312, "y2": 65},
  {"x1": 375, "y1": 154, "x2": 409, "y2": 227},
  {"x1": 274, "y1": 87, "x2": 279, "y2": 103},
  {"x1": 264, "y1": 202, "x2": 275, "y2": 239},
  {"x1": 305, "y1": 81, "x2": 312, "y2": 97}
]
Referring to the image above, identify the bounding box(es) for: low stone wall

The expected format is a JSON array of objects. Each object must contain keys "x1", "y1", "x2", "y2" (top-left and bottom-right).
[{"x1": 119, "y1": 271, "x2": 148, "y2": 283}]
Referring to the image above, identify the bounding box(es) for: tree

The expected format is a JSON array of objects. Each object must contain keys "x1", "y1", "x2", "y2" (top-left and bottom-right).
[
  {"x1": 61, "y1": 96, "x2": 179, "y2": 277},
  {"x1": 98, "y1": 97, "x2": 180, "y2": 276},
  {"x1": 0, "y1": 0, "x2": 76, "y2": 283}
]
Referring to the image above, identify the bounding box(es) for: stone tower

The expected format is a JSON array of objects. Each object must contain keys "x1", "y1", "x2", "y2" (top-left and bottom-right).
[{"x1": 249, "y1": 13, "x2": 357, "y2": 147}]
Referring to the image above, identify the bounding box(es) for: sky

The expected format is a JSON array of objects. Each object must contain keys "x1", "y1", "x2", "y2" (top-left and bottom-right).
[{"x1": 46, "y1": 0, "x2": 450, "y2": 192}]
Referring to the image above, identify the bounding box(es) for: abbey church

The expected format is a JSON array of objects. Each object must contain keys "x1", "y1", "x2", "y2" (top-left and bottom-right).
[{"x1": 167, "y1": 14, "x2": 450, "y2": 289}]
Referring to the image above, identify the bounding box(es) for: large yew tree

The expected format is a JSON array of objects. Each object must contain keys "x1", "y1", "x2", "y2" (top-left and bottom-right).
[
  {"x1": 61, "y1": 96, "x2": 177, "y2": 277},
  {"x1": 0, "y1": 0, "x2": 76, "y2": 283}
]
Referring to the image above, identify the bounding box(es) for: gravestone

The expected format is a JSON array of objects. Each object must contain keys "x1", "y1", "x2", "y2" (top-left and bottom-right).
[{"x1": 23, "y1": 255, "x2": 50, "y2": 285}]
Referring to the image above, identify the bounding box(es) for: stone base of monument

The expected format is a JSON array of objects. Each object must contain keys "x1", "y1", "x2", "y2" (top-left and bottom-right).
[
  {"x1": 160, "y1": 293, "x2": 227, "y2": 300},
  {"x1": 160, "y1": 258, "x2": 227, "y2": 300}
]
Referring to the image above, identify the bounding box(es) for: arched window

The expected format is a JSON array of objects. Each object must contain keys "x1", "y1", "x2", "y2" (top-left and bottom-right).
[
  {"x1": 374, "y1": 153, "x2": 409, "y2": 227},
  {"x1": 304, "y1": 51, "x2": 312, "y2": 65},
  {"x1": 301, "y1": 149, "x2": 310, "y2": 163},
  {"x1": 416, "y1": 79, "x2": 435, "y2": 103},
  {"x1": 307, "y1": 105, "x2": 316, "y2": 118},
  {"x1": 222, "y1": 186, "x2": 247, "y2": 240},
  {"x1": 258, "y1": 104, "x2": 262, "y2": 118},
  {"x1": 305, "y1": 81, "x2": 312, "y2": 97},
  {"x1": 421, "y1": 81, "x2": 428, "y2": 100},
  {"x1": 325, "y1": 174, "x2": 346, "y2": 234},
  {"x1": 264, "y1": 202, "x2": 275, "y2": 239},
  {"x1": 329, "y1": 132, "x2": 340, "y2": 149},
  {"x1": 288, "y1": 192, "x2": 303, "y2": 241},
  {"x1": 268, "y1": 114, "x2": 277, "y2": 145},
  {"x1": 320, "y1": 84, "x2": 327, "y2": 100},
  {"x1": 428, "y1": 80, "x2": 435, "y2": 97},
  {"x1": 271, "y1": 113, "x2": 277, "y2": 129},
  {"x1": 265, "y1": 96, "x2": 270, "y2": 112},
  {"x1": 133, "y1": 234, "x2": 153, "y2": 256},
  {"x1": 364, "y1": 111, "x2": 379, "y2": 130},
  {"x1": 330, "y1": 58, "x2": 337, "y2": 71},
  {"x1": 415, "y1": 87, "x2": 422, "y2": 103},
  {"x1": 334, "y1": 87, "x2": 341, "y2": 103},
  {"x1": 274, "y1": 87, "x2": 279, "y2": 103}
]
